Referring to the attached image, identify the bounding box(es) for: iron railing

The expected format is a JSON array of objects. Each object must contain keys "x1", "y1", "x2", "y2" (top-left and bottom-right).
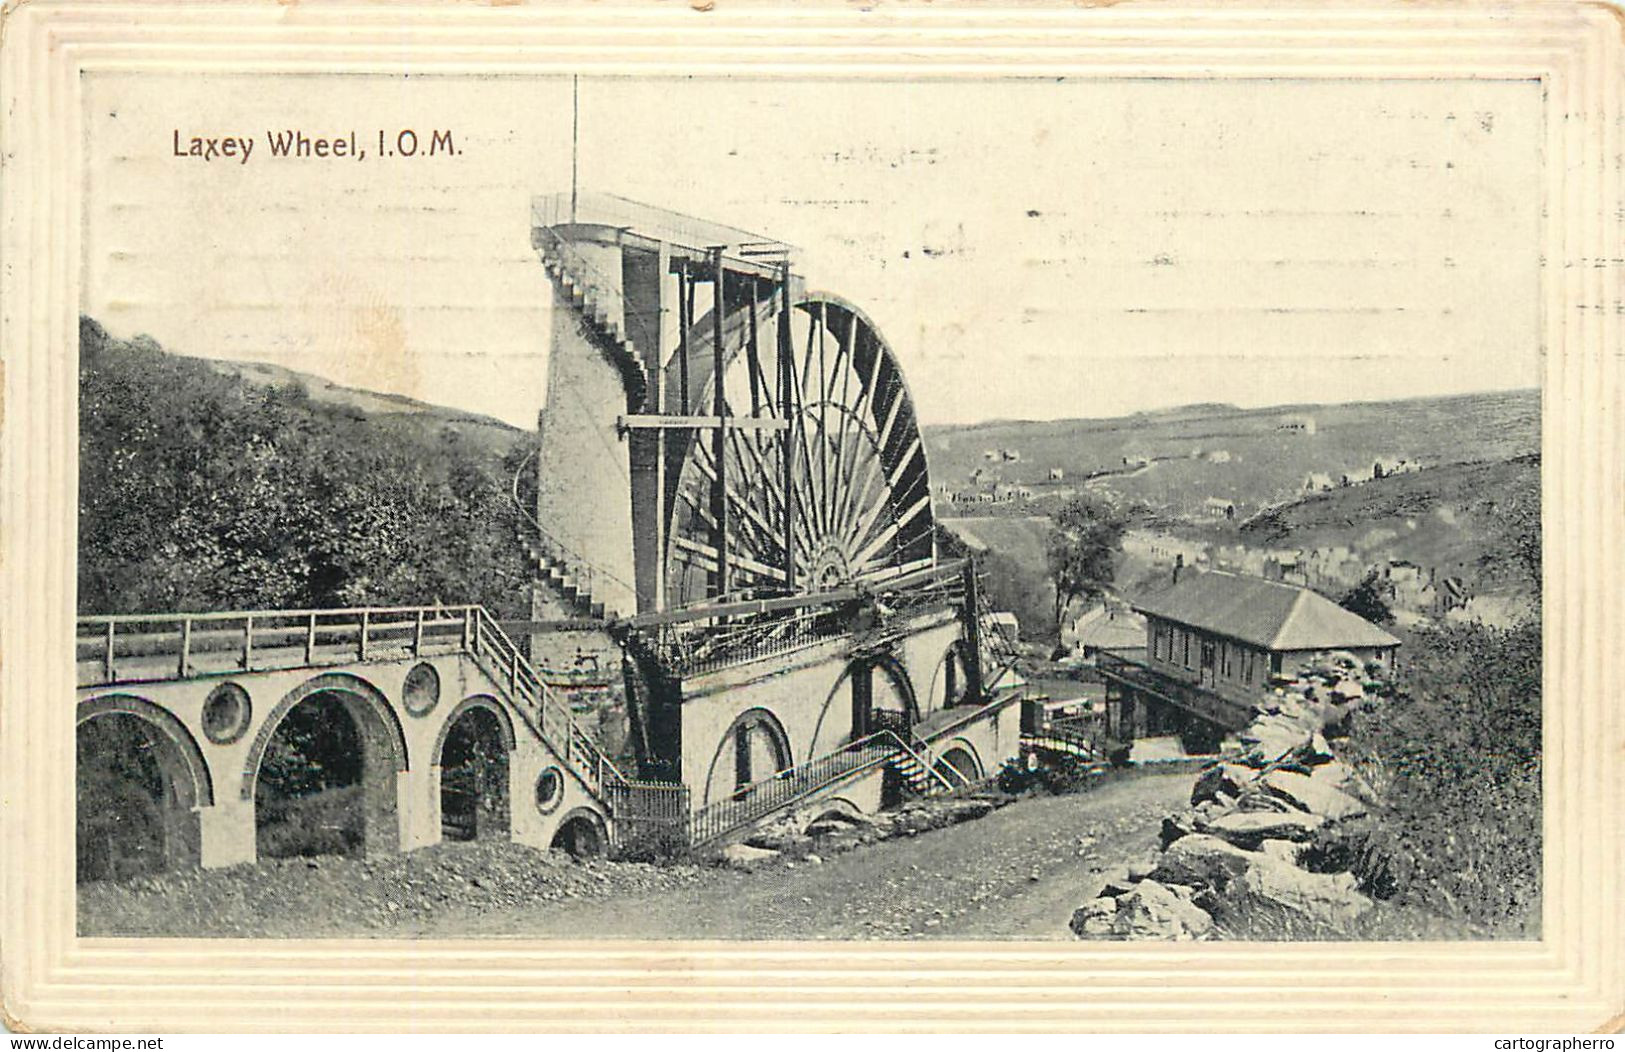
[
  {"x1": 1024, "y1": 714, "x2": 1107, "y2": 760},
  {"x1": 643, "y1": 606, "x2": 846, "y2": 677},
  {"x1": 686, "y1": 729, "x2": 901, "y2": 848},
  {"x1": 462, "y1": 608, "x2": 638, "y2": 802},
  {"x1": 604, "y1": 778, "x2": 691, "y2": 854}
]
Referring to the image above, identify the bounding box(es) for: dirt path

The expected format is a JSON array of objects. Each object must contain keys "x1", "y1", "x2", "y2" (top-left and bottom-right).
[{"x1": 402, "y1": 770, "x2": 1190, "y2": 941}]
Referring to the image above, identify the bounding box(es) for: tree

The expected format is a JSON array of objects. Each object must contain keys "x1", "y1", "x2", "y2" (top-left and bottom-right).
[
  {"x1": 1339, "y1": 570, "x2": 1394, "y2": 625},
  {"x1": 1045, "y1": 495, "x2": 1126, "y2": 634}
]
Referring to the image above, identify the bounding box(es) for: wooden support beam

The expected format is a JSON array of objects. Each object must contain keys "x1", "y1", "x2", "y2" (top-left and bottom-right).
[
  {"x1": 711, "y1": 247, "x2": 729, "y2": 599},
  {"x1": 779, "y1": 261, "x2": 797, "y2": 591},
  {"x1": 678, "y1": 260, "x2": 691, "y2": 412},
  {"x1": 618, "y1": 414, "x2": 789, "y2": 432}
]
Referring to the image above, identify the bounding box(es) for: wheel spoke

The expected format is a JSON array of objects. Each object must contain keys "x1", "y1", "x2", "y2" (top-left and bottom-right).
[
  {"x1": 826, "y1": 314, "x2": 859, "y2": 530},
  {"x1": 666, "y1": 295, "x2": 934, "y2": 606}
]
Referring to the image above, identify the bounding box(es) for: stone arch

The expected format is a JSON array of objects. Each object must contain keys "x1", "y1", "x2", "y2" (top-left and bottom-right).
[
  {"x1": 808, "y1": 652, "x2": 920, "y2": 755},
  {"x1": 77, "y1": 693, "x2": 215, "y2": 807},
  {"x1": 701, "y1": 706, "x2": 793, "y2": 807},
  {"x1": 434, "y1": 695, "x2": 516, "y2": 843},
  {"x1": 801, "y1": 796, "x2": 865, "y2": 833},
  {"x1": 76, "y1": 694, "x2": 213, "y2": 876},
  {"x1": 241, "y1": 672, "x2": 407, "y2": 801},
  {"x1": 245, "y1": 672, "x2": 408, "y2": 858},
  {"x1": 870, "y1": 654, "x2": 920, "y2": 724},
  {"x1": 431, "y1": 694, "x2": 518, "y2": 763},
  {"x1": 924, "y1": 640, "x2": 974, "y2": 713},
  {"x1": 550, "y1": 806, "x2": 608, "y2": 859},
  {"x1": 934, "y1": 737, "x2": 985, "y2": 784}
]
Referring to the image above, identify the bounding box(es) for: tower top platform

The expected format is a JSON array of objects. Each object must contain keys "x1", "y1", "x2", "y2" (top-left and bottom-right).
[{"x1": 532, "y1": 191, "x2": 798, "y2": 266}]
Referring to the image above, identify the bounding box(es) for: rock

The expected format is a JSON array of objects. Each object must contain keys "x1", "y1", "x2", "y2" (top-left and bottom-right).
[
  {"x1": 1306, "y1": 758, "x2": 1358, "y2": 793},
  {"x1": 941, "y1": 800, "x2": 995, "y2": 823},
  {"x1": 1243, "y1": 724, "x2": 1311, "y2": 764},
  {"x1": 1235, "y1": 788, "x2": 1293, "y2": 813},
  {"x1": 719, "y1": 843, "x2": 779, "y2": 869},
  {"x1": 1150, "y1": 833, "x2": 1256, "y2": 891},
  {"x1": 804, "y1": 854, "x2": 823, "y2": 865},
  {"x1": 1258, "y1": 839, "x2": 1306, "y2": 866},
  {"x1": 1079, "y1": 895, "x2": 1117, "y2": 917},
  {"x1": 1096, "y1": 866, "x2": 1136, "y2": 897},
  {"x1": 1297, "y1": 732, "x2": 1335, "y2": 765},
  {"x1": 1228, "y1": 854, "x2": 1374, "y2": 929},
  {"x1": 1199, "y1": 810, "x2": 1326, "y2": 848},
  {"x1": 1075, "y1": 913, "x2": 1116, "y2": 937},
  {"x1": 1081, "y1": 879, "x2": 1213, "y2": 940},
  {"x1": 1159, "y1": 811, "x2": 1199, "y2": 849},
  {"x1": 1261, "y1": 770, "x2": 1367, "y2": 820},
  {"x1": 1126, "y1": 857, "x2": 1158, "y2": 882},
  {"x1": 1191, "y1": 762, "x2": 1253, "y2": 806}
]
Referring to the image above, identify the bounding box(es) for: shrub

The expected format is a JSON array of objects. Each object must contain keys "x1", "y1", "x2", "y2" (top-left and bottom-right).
[
  {"x1": 1340, "y1": 620, "x2": 1542, "y2": 935},
  {"x1": 995, "y1": 756, "x2": 1039, "y2": 795}
]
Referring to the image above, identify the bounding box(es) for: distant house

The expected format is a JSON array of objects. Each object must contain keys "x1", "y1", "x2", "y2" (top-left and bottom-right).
[
  {"x1": 1203, "y1": 449, "x2": 1232, "y2": 464},
  {"x1": 1373, "y1": 457, "x2": 1418, "y2": 479},
  {"x1": 1203, "y1": 497, "x2": 1236, "y2": 520},
  {"x1": 1001, "y1": 449, "x2": 1022, "y2": 463},
  {"x1": 1304, "y1": 472, "x2": 1335, "y2": 492},
  {"x1": 1048, "y1": 467, "x2": 1065, "y2": 481},
  {"x1": 1279, "y1": 413, "x2": 1318, "y2": 435},
  {"x1": 1100, "y1": 571, "x2": 1400, "y2": 735},
  {"x1": 1067, "y1": 601, "x2": 1147, "y2": 657},
  {"x1": 982, "y1": 449, "x2": 999, "y2": 461}
]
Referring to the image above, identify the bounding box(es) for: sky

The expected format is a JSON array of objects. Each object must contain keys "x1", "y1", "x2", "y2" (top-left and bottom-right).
[{"x1": 83, "y1": 74, "x2": 1544, "y2": 428}]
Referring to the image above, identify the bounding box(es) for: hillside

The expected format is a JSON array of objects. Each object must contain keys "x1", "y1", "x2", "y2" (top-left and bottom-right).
[
  {"x1": 925, "y1": 389, "x2": 1539, "y2": 520},
  {"x1": 208, "y1": 358, "x2": 525, "y2": 462},
  {"x1": 1235, "y1": 454, "x2": 1541, "y2": 594},
  {"x1": 933, "y1": 392, "x2": 1541, "y2": 641},
  {"x1": 78, "y1": 318, "x2": 535, "y2": 617}
]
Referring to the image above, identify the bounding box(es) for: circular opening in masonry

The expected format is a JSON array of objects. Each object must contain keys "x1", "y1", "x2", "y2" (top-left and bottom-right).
[
  {"x1": 201, "y1": 681, "x2": 252, "y2": 745},
  {"x1": 535, "y1": 767, "x2": 564, "y2": 814},
  {"x1": 402, "y1": 662, "x2": 441, "y2": 718}
]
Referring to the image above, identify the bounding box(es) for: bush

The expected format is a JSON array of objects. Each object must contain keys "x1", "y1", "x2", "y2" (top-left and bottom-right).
[
  {"x1": 1340, "y1": 620, "x2": 1542, "y2": 934},
  {"x1": 77, "y1": 317, "x2": 533, "y2": 618},
  {"x1": 996, "y1": 753, "x2": 1103, "y2": 796},
  {"x1": 255, "y1": 785, "x2": 365, "y2": 859},
  {"x1": 995, "y1": 756, "x2": 1038, "y2": 795}
]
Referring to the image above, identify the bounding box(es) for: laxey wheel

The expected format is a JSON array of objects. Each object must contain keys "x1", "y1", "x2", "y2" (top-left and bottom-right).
[{"x1": 663, "y1": 291, "x2": 935, "y2": 608}]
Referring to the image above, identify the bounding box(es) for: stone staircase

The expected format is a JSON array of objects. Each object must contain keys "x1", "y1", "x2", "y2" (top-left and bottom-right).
[
  {"x1": 532, "y1": 225, "x2": 649, "y2": 410},
  {"x1": 888, "y1": 742, "x2": 970, "y2": 794},
  {"x1": 519, "y1": 223, "x2": 657, "y2": 624},
  {"x1": 514, "y1": 524, "x2": 609, "y2": 622},
  {"x1": 686, "y1": 730, "x2": 962, "y2": 850}
]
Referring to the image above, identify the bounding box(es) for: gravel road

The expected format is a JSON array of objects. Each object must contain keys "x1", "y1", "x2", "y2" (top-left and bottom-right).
[
  {"x1": 79, "y1": 769, "x2": 1190, "y2": 940},
  {"x1": 405, "y1": 769, "x2": 1190, "y2": 941}
]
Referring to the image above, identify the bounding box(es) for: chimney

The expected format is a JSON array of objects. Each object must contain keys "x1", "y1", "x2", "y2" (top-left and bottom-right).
[{"x1": 1173, "y1": 553, "x2": 1184, "y2": 585}]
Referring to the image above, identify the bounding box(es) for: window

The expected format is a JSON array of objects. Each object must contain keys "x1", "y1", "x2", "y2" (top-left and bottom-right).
[
  {"x1": 1183, "y1": 631, "x2": 1192, "y2": 668},
  {"x1": 1243, "y1": 649, "x2": 1255, "y2": 684},
  {"x1": 1269, "y1": 652, "x2": 1283, "y2": 676},
  {"x1": 1221, "y1": 642, "x2": 1232, "y2": 678}
]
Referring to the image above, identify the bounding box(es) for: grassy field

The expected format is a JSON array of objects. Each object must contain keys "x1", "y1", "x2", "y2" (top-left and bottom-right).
[{"x1": 926, "y1": 389, "x2": 1538, "y2": 520}]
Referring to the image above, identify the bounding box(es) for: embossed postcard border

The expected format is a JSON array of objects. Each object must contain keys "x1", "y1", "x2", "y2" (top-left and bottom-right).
[{"x1": 1, "y1": 0, "x2": 1621, "y2": 1032}]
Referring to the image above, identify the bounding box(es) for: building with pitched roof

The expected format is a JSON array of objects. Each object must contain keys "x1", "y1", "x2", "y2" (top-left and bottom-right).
[{"x1": 1096, "y1": 569, "x2": 1400, "y2": 750}]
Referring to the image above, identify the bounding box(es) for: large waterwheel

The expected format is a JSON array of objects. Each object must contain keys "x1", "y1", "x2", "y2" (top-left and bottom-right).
[{"x1": 663, "y1": 291, "x2": 935, "y2": 607}]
